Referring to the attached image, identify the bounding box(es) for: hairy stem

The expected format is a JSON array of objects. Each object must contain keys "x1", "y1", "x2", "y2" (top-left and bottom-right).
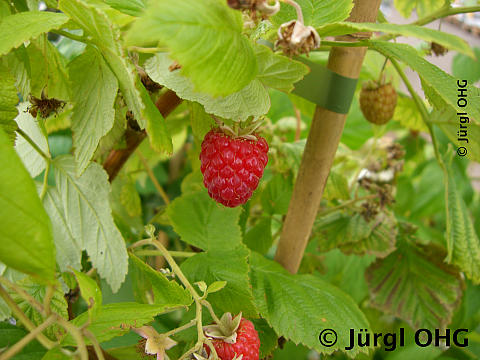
[
  {"x1": 150, "y1": 238, "x2": 200, "y2": 300},
  {"x1": 134, "y1": 249, "x2": 196, "y2": 258},
  {"x1": 0, "y1": 278, "x2": 90, "y2": 360},
  {"x1": 319, "y1": 194, "x2": 378, "y2": 217},
  {"x1": 281, "y1": 0, "x2": 304, "y2": 24},
  {"x1": 0, "y1": 315, "x2": 56, "y2": 360},
  {"x1": 55, "y1": 318, "x2": 88, "y2": 360},
  {"x1": 377, "y1": 5, "x2": 480, "y2": 42},
  {"x1": 84, "y1": 330, "x2": 105, "y2": 360},
  {"x1": 50, "y1": 29, "x2": 88, "y2": 43},
  {"x1": 136, "y1": 150, "x2": 170, "y2": 204},
  {"x1": 163, "y1": 319, "x2": 196, "y2": 337},
  {"x1": 40, "y1": 162, "x2": 50, "y2": 200},
  {"x1": 389, "y1": 58, "x2": 443, "y2": 161},
  {"x1": 0, "y1": 285, "x2": 55, "y2": 350}
]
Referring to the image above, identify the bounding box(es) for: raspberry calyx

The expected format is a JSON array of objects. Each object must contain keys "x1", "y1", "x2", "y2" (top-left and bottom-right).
[{"x1": 204, "y1": 313, "x2": 260, "y2": 360}]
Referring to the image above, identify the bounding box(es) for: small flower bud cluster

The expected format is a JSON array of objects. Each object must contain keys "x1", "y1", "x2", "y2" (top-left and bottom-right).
[{"x1": 227, "y1": 0, "x2": 280, "y2": 17}]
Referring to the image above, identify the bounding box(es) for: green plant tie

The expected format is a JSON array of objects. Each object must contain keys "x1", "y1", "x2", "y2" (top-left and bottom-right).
[
  {"x1": 257, "y1": 39, "x2": 358, "y2": 114},
  {"x1": 292, "y1": 57, "x2": 358, "y2": 114}
]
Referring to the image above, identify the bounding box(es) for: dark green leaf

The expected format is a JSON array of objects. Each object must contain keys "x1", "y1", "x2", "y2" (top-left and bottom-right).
[
  {"x1": 129, "y1": 253, "x2": 192, "y2": 306},
  {"x1": 167, "y1": 190, "x2": 243, "y2": 251},
  {"x1": 366, "y1": 241, "x2": 463, "y2": 329},
  {"x1": 250, "y1": 252, "x2": 371, "y2": 357},
  {"x1": 181, "y1": 245, "x2": 258, "y2": 318}
]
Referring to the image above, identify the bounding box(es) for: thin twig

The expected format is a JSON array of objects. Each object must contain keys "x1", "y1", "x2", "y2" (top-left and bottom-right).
[
  {"x1": 134, "y1": 250, "x2": 196, "y2": 258},
  {"x1": 0, "y1": 285, "x2": 55, "y2": 350},
  {"x1": 50, "y1": 29, "x2": 88, "y2": 43},
  {"x1": 84, "y1": 330, "x2": 105, "y2": 360},
  {"x1": 0, "y1": 315, "x2": 56, "y2": 360},
  {"x1": 281, "y1": 0, "x2": 304, "y2": 24},
  {"x1": 56, "y1": 318, "x2": 89, "y2": 360},
  {"x1": 136, "y1": 150, "x2": 170, "y2": 205}
]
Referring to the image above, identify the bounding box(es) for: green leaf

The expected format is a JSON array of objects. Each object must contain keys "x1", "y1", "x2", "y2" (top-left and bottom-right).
[
  {"x1": 72, "y1": 269, "x2": 102, "y2": 321},
  {"x1": 443, "y1": 150, "x2": 480, "y2": 284},
  {"x1": 94, "y1": 99, "x2": 127, "y2": 159},
  {"x1": 146, "y1": 54, "x2": 270, "y2": 122},
  {"x1": 317, "y1": 249, "x2": 374, "y2": 303},
  {"x1": 42, "y1": 187, "x2": 82, "y2": 273},
  {"x1": 0, "y1": 63, "x2": 19, "y2": 143},
  {"x1": 129, "y1": 253, "x2": 192, "y2": 306},
  {"x1": 393, "y1": 95, "x2": 428, "y2": 132},
  {"x1": 394, "y1": 0, "x2": 444, "y2": 19},
  {"x1": 261, "y1": 173, "x2": 293, "y2": 215},
  {"x1": 41, "y1": 347, "x2": 71, "y2": 360},
  {"x1": 272, "y1": 0, "x2": 354, "y2": 28},
  {"x1": 118, "y1": 176, "x2": 142, "y2": 218},
  {"x1": 68, "y1": 46, "x2": 118, "y2": 175},
  {"x1": 0, "y1": 322, "x2": 46, "y2": 360},
  {"x1": 371, "y1": 41, "x2": 480, "y2": 124},
  {"x1": 137, "y1": 82, "x2": 172, "y2": 154},
  {"x1": 0, "y1": 11, "x2": 68, "y2": 56},
  {"x1": 27, "y1": 37, "x2": 70, "y2": 101},
  {"x1": 3, "y1": 46, "x2": 31, "y2": 99},
  {"x1": 323, "y1": 171, "x2": 350, "y2": 201},
  {"x1": 10, "y1": 278, "x2": 68, "y2": 340},
  {"x1": 250, "y1": 252, "x2": 370, "y2": 357},
  {"x1": 63, "y1": 303, "x2": 177, "y2": 345},
  {"x1": 59, "y1": 0, "x2": 144, "y2": 121},
  {"x1": 429, "y1": 107, "x2": 480, "y2": 163},
  {"x1": 366, "y1": 241, "x2": 463, "y2": 329},
  {"x1": 255, "y1": 44, "x2": 309, "y2": 92},
  {"x1": 313, "y1": 211, "x2": 397, "y2": 258},
  {"x1": 207, "y1": 281, "x2": 227, "y2": 294},
  {"x1": 104, "y1": 0, "x2": 145, "y2": 16},
  {"x1": 167, "y1": 190, "x2": 243, "y2": 251},
  {"x1": 127, "y1": 0, "x2": 257, "y2": 97},
  {"x1": 452, "y1": 47, "x2": 480, "y2": 84},
  {"x1": 51, "y1": 155, "x2": 128, "y2": 292},
  {"x1": 244, "y1": 217, "x2": 273, "y2": 254},
  {"x1": 317, "y1": 23, "x2": 473, "y2": 57},
  {"x1": 181, "y1": 245, "x2": 258, "y2": 318},
  {"x1": 14, "y1": 103, "x2": 49, "y2": 178},
  {"x1": 0, "y1": 128, "x2": 55, "y2": 281},
  {"x1": 189, "y1": 102, "x2": 215, "y2": 141},
  {"x1": 251, "y1": 318, "x2": 278, "y2": 359}
]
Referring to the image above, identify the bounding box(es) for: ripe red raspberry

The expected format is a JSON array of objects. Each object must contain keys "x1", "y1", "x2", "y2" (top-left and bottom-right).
[
  {"x1": 199, "y1": 128, "x2": 268, "y2": 208},
  {"x1": 359, "y1": 81, "x2": 398, "y2": 125},
  {"x1": 205, "y1": 318, "x2": 260, "y2": 360}
]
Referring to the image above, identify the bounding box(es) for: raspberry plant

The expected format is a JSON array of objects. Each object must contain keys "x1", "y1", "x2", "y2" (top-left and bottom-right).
[{"x1": 0, "y1": 0, "x2": 479, "y2": 359}]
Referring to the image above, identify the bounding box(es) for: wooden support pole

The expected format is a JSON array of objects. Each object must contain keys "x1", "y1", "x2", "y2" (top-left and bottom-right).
[{"x1": 274, "y1": 0, "x2": 383, "y2": 274}]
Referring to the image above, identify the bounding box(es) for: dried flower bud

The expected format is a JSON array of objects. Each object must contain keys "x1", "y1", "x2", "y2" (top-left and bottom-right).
[
  {"x1": 430, "y1": 42, "x2": 448, "y2": 57},
  {"x1": 228, "y1": 0, "x2": 279, "y2": 16},
  {"x1": 256, "y1": 0, "x2": 280, "y2": 16},
  {"x1": 275, "y1": 20, "x2": 320, "y2": 56},
  {"x1": 227, "y1": 0, "x2": 254, "y2": 10}
]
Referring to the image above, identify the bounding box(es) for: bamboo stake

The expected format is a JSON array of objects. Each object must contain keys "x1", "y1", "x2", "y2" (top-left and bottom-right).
[{"x1": 274, "y1": 0, "x2": 383, "y2": 274}]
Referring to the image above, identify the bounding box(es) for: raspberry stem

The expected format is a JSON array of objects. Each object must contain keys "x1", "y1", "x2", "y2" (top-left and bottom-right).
[
  {"x1": 133, "y1": 234, "x2": 222, "y2": 360},
  {"x1": 280, "y1": 0, "x2": 304, "y2": 24}
]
